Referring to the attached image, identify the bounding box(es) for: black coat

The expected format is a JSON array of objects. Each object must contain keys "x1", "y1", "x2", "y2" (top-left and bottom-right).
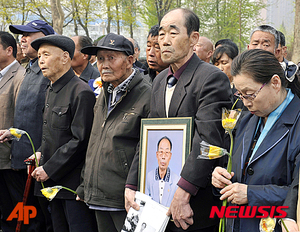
[{"x1": 35, "y1": 68, "x2": 95, "y2": 199}]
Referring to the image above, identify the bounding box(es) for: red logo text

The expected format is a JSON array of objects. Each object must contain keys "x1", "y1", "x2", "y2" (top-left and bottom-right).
[
  {"x1": 7, "y1": 202, "x2": 37, "y2": 224},
  {"x1": 210, "y1": 206, "x2": 288, "y2": 218}
]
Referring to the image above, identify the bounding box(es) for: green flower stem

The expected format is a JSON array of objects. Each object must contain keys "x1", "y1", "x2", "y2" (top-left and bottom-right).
[
  {"x1": 219, "y1": 130, "x2": 234, "y2": 232},
  {"x1": 231, "y1": 98, "x2": 240, "y2": 110},
  {"x1": 3, "y1": 142, "x2": 10, "y2": 149},
  {"x1": 25, "y1": 132, "x2": 44, "y2": 189},
  {"x1": 280, "y1": 219, "x2": 289, "y2": 232},
  {"x1": 227, "y1": 131, "x2": 234, "y2": 174},
  {"x1": 60, "y1": 186, "x2": 77, "y2": 195}
]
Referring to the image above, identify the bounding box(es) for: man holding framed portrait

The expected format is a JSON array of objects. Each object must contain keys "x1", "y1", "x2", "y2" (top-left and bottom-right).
[{"x1": 125, "y1": 8, "x2": 232, "y2": 232}]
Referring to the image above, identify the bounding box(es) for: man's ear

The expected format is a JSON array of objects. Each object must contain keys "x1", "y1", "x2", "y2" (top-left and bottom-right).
[
  {"x1": 62, "y1": 51, "x2": 70, "y2": 64},
  {"x1": 207, "y1": 50, "x2": 213, "y2": 59},
  {"x1": 83, "y1": 53, "x2": 89, "y2": 60},
  {"x1": 6, "y1": 46, "x2": 13, "y2": 57},
  {"x1": 274, "y1": 47, "x2": 281, "y2": 58},
  {"x1": 126, "y1": 55, "x2": 134, "y2": 68},
  {"x1": 190, "y1": 31, "x2": 199, "y2": 47}
]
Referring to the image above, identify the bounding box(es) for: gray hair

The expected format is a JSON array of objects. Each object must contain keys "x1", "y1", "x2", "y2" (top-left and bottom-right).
[
  {"x1": 250, "y1": 25, "x2": 279, "y2": 49},
  {"x1": 132, "y1": 38, "x2": 140, "y2": 51}
]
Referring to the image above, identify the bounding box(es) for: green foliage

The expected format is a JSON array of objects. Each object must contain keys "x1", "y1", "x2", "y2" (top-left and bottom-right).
[
  {"x1": 139, "y1": 0, "x2": 265, "y2": 51},
  {"x1": 139, "y1": 0, "x2": 177, "y2": 30},
  {"x1": 189, "y1": 0, "x2": 266, "y2": 52}
]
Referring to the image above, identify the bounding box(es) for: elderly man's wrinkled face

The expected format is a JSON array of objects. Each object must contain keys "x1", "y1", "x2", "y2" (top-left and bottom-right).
[
  {"x1": 156, "y1": 139, "x2": 172, "y2": 172},
  {"x1": 38, "y1": 44, "x2": 66, "y2": 82},
  {"x1": 97, "y1": 50, "x2": 132, "y2": 87},
  {"x1": 158, "y1": 10, "x2": 192, "y2": 65}
]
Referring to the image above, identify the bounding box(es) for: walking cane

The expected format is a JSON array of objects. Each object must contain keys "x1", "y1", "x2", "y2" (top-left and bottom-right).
[{"x1": 15, "y1": 158, "x2": 36, "y2": 232}]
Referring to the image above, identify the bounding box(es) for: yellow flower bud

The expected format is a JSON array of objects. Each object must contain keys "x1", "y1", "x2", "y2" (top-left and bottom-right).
[
  {"x1": 9, "y1": 128, "x2": 26, "y2": 139},
  {"x1": 41, "y1": 187, "x2": 61, "y2": 201}
]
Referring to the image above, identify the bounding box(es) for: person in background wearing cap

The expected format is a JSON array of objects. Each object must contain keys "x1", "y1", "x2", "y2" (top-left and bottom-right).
[
  {"x1": 71, "y1": 35, "x2": 100, "y2": 83},
  {"x1": 0, "y1": 20, "x2": 55, "y2": 232},
  {"x1": 76, "y1": 32, "x2": 151, "y2": 232},
  {"x1": 29, "y1": 34, "x2": 97, "y2": 232}
]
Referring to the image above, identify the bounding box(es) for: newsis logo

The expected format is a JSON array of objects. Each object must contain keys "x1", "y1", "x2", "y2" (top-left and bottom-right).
[{"x1": 210, "y1": 206, "x2": 288, "y2": 219}]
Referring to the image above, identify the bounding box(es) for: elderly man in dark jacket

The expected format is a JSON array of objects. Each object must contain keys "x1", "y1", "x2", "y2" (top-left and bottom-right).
[
  {"x1": 30, "y1": 35, "x2": 97, "y2": 232},
  {"x1": 76, "y1": 33, "x2": 151, "y2": 232}
]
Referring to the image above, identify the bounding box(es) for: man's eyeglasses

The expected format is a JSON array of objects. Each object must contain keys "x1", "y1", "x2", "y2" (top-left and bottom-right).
[
  {"x1": 157, "y1": 151, "x2": 171, "y2": 157},
  {"x1": 234, "y1": 83, "x2": 266, "y2": 101}
]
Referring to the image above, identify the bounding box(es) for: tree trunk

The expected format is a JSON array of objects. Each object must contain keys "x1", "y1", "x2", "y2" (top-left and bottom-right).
[
  {"x1": 238, "y1": 0, "x2": 242, "y2": 52},
  {"x1": 130, "y1": 23, "x2": 133, "y2": 38},
  {"x1": 50, "y1": 0, "x2": 64, "y2": 34},
  {"x1": 116, "y1": 3, "x2": 120, "y2": 34},
  {"x1": 292, "y1": 0, "x2": 300, "y2": 64},
  {"x1": 107, "y1": 4, "x2": 111, "y2": 34}
]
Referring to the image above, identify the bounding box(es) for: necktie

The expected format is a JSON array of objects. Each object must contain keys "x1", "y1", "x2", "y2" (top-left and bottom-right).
[{"x1": 167, "y1": 76, "x2": 177, "y2": 88}]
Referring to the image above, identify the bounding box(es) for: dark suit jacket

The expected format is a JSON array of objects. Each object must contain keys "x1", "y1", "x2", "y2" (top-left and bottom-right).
[
  {"x1": 0, "y1": 61, "x2": 25, "y2": 169},
  {"x1": 127, "y1": 54, "x2": 232, "y2": 230}
]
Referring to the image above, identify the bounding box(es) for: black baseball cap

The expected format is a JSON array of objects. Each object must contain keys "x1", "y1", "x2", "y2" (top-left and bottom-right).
[
  {"x1": 81, "y1": 33, "x2": 134, "y2": 56},
  {"x1": 31, "y1": 35, "x2": 75, "y2": 59},
  {"x1": 9, "y1": 20, "x2": 55, "y2": 36}
]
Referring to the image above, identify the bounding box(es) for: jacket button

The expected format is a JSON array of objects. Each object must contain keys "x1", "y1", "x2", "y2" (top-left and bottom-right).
[
  {"x1": 42, "y1": 136, "x2": 46, "y2": 142},
  {"x1": 46, "y1": 103, "x2": 49, "y2": 108},
  {"x1": 43, "y1": 120, "x2": 47, "y2": 125},
  {"x1": 247, "y1": 167, "x2": 254, "y2": 175},
  {"x1": 58, "y1": 112, "x2": 62, "y2": 116}
]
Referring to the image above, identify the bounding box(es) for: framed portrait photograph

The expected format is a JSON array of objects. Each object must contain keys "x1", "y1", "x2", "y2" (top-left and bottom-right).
[{"x1": 138, "y1": 117, "x2": 193, "y2": 207}]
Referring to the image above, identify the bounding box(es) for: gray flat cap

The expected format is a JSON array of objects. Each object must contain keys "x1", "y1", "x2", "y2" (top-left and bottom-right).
[{"x1": 31, "y1": 34, "x2": 75, "y2": 59}]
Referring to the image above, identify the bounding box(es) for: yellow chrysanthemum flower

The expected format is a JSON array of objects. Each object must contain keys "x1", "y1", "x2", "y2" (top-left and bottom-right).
[
  {"x1": 221, "y1": 108, "x2": 241, "y2": 132},
  {"x1": 41, "y1": 186, "x2": 62, "y2": 201},
  {"x1": 260, "y1": 217, "x2": 276, "y2": 232},
  {"x1": 222, "y1": 118, "x2": 237, "y2": 130},
  {"x1": 9, "y1": 128, "x2": 26, "y2": 139},
  {"x1": 207, "y1": 146, "x2": 224, "y2": 159},
  {"x1": 199, "y1": 141, "x2": 228, "y2": 160}
]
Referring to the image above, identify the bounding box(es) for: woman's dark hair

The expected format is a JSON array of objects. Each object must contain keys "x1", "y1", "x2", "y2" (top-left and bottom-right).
[
  {"x1": 215, "y1": 39, "x2": 239, "y2": 54},
  {"x1": 212, "y1": 45, "x2": 238, "y2": 65},
  {"x1": 231, "y1": 49, "x2": 300, "y2": 98}
]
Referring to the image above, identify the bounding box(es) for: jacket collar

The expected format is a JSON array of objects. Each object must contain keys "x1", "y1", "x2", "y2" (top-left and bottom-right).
[
  {"x1": 0, "y1": 62, "x2": 20, "y2": 90},
  {"x1": 153, "y1": 54, "x2": 202, "y2": 117},
  {"x1": 241, "y1": 95, "x2": 300, "y2": 175},
  {"x1": 27, "y1": 58, "x2": 41, "y2": 74},
  {"x1": 168, "y1": 54, "x2": 202, "y2": 116},
  {"x1": 102, "y1": 68, "x2": 144, "y2": 105},
  {"x1": 50, "y1": 68, "x2": 75, "y2": 93}
]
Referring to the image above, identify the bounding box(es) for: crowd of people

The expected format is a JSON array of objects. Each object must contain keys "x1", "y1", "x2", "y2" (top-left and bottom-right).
[{"x1": 0, "y1": 7, "x2": 299, "y2": 232}]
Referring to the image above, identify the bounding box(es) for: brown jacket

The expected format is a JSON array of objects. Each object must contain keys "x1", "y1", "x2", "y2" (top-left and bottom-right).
[{"x1": 0, "y1": 61, "x2": 25, "y2": 169}]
